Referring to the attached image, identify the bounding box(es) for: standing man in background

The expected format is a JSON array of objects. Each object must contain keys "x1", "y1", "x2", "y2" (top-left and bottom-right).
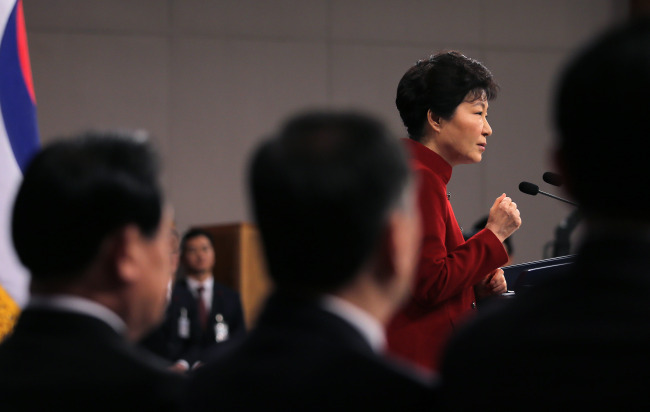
[
  {"x1": 0, "y1": 132, "x2": 184, "y2": 411},
  {"x1": 139, "y1": 226, "x2": 202, "y2": 372},
  {"x1": 173, "y1": 228, "x2": 245, "y2": 364}
]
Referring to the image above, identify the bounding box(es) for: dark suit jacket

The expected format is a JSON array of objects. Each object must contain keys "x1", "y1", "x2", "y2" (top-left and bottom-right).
[
  {"x1": 187, "y1": 291, "x2": 436, "y2": 411},
  {"x1": 0, "y1": 308, "x2": 185, "y2": 411},
  {"x1": 440, "y1": 234, "x2": 650, "y2": 410},
  {"x1": 139, "y1": 286, "x2": 203, "y2": 366},
  {"x1": 173, "y1": 278, "x2": 246, "y2": 362}
]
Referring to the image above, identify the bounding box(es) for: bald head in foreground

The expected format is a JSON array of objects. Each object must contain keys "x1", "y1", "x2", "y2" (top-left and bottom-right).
[
  {"x1": 440, "y1": 18, "x2": 650, "y2": 410},
  {"x1": 0, "y1": 132, "x2": 184, "y2": 411},
  {"x1": 188, "y1": 111, "x2": 435, "y2": 410}
]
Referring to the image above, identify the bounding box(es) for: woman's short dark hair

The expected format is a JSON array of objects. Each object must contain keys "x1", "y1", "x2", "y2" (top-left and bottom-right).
[
  {"x1": 12, "y1": 131, "x2": 163, "y2": 280},
  {"x1": 396, "y1": 51, "x2": 499, "y2": 141}
]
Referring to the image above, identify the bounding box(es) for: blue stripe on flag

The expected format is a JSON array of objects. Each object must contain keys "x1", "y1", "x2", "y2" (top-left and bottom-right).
[{"x1": 0, "y1": 1, "x2": 38, "y2": 173}]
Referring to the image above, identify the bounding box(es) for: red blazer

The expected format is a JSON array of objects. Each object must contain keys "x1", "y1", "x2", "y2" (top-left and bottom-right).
[{"x1": 386, "y1": 139, "x2": 508, "y2": 372}]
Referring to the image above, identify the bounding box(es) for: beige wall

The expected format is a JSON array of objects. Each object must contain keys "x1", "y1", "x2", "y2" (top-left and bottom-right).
[{"x1": 24, "y1": 0, "x2": 625, "y2": 265}]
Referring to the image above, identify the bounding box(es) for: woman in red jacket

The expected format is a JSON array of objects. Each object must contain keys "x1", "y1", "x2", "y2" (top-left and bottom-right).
[{"x1": 386, "y1": 51, "x2": 522, "y2": 372}]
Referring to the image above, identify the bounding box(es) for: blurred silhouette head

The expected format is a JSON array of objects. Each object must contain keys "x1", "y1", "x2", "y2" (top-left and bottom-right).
[
  {"x1": 249, "y1": 111, "x2": 419, "y2": 298},
  {"x1": 555, "y1": 18, "x2": 650, "y2": 221},
  {"x1": 12, "y1": 131, "x2": 172, "y2": 340}
]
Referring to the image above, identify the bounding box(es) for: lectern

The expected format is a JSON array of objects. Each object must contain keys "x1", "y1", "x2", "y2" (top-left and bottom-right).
[{"x1": 502, "y1": 255, "x2": 575, "y2": 294}]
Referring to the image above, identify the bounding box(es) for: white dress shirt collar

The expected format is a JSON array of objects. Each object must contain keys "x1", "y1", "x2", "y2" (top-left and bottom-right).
[
  {"x1": 186, "y1": 276, "x2": 214, "y2": 312},
  {"x1": 320, "y1": 294, "x2": 386, "y2": 353},
  {"x1": 186, "y1": 275, "x2": 213, "y2": 294},
  {"x1": 28, "y1": 294, "x2": 127, "y2": 335}
]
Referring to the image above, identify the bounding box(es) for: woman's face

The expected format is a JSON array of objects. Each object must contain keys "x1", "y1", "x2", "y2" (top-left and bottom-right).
[{"x1": 432, "y1": 97, "x2": 492, "y2": 167}]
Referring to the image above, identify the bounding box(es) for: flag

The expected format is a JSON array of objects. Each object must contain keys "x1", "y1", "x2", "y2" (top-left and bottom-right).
[{"x1": 0, "y1": 0, "x2": 39, "y2": 340}]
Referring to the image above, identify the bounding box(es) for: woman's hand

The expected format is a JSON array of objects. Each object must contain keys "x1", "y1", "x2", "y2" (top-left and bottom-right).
[
  {"x1": 474, "y1": 268, "x2": 507, "y2": 299},
  {"x1": 485, "y1": 193, "x2": 521, "y2": 243}
]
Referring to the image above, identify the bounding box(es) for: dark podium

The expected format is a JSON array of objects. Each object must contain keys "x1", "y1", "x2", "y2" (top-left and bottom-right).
[{"x1": 502, "y1": 255, "x2": 575, "y2": 294}]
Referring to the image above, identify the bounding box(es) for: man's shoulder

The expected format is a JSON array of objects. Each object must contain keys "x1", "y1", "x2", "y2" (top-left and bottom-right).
[
  {"x1": 2, "y1": 308, "x2": 174, "y2": 367},
  {"x1": 188, "y1": 325, "x2": 434, "y2": 410},
  {"x1": 0, "y1": 309, "x2": 185, "y2": 409},
  {"x1": 172, "y1": 278, "x2": 190, "y2": 290},
  {"x1": 192, "y1": 296, "x2": 435, "y2": 399},
  {"x1": 211, "y1": 281, "x2": 240, "y2": 297},
  {"x1": 439, "y1": 264, "x2": 650, "y2": 409},
  {"x1": 171, "y1": 279, "x2": 194, "y2": 299},
  {"x1": 211, "y1": 282, "x2": 243, "y2": 311},
  {"x1": 448, "y1": 273, "x2": 568, "y2": 340}
]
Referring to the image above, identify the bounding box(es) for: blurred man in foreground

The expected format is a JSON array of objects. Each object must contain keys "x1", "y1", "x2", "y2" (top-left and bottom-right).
[
  {"x1": 188, "y1": 111, "x2": 435, "y2": 410},
  {"x1": 0, "y1": 132, "x2": 184, "y2": 411},
  {"x1": 441, "y1": 18, "x2": 650, "y2": 410}
]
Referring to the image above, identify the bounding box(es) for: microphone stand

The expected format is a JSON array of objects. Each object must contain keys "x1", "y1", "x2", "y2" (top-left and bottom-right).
[{"x1": 552, "y1": 209, "x2": 581, "y2": 257}]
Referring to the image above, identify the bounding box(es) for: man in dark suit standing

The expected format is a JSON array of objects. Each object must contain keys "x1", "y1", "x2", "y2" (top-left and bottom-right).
[
  {"x1": 173, "y1": 228, "x2": 246, "y2": 365},
  {"x1": 187, "y1": 111, "x2": 435, "y2": 410},
  {"x1": 0, "y1": 132, "x2": 184, "y2": 411},
  {"x1": 139, "y1": 227, "x2": 203, "y2": 372},
  {"x1": 440, "y1": 18, "x2": 650, "y2": 410}
]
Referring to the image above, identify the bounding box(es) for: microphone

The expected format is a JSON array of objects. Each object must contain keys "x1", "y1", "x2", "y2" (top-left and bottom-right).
[
  {"x1": 518, "y1": 181, "x2": 579, "y2": 207},
  {"x1": 542, "y1": 172, "x2": 563, "y2": 187}
]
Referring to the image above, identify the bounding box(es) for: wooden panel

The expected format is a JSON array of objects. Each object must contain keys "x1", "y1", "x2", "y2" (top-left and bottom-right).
[
  {"x1": 199, "y1": 223, "x2": 240, "y2": 290},
  {"x1": 238, "y1": 223, "x2": 272, "y2": 327}
]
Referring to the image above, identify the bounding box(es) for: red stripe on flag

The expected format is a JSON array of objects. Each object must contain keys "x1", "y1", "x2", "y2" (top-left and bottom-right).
[{"x1": 16, "y1": 0, "x2": 35, "y2": 104}]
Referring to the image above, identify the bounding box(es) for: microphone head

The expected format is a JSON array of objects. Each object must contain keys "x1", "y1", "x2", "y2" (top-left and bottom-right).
[
  {"x1": 543, "y1": 172, "x2": 563, "y2": 187},
  {"x1": 519, "y1": 181, "x2": 539, "y2": 196}
]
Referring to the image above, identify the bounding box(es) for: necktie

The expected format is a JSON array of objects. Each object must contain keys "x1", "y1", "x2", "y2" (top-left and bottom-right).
[{"x1": 197, "y1": 286, "x2": 208, "y2": 330}]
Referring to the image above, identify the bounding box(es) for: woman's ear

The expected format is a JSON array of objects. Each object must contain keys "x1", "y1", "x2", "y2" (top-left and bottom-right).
[{"x1": 427, "y1": 110, "x2": 443, "y2": 133}]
